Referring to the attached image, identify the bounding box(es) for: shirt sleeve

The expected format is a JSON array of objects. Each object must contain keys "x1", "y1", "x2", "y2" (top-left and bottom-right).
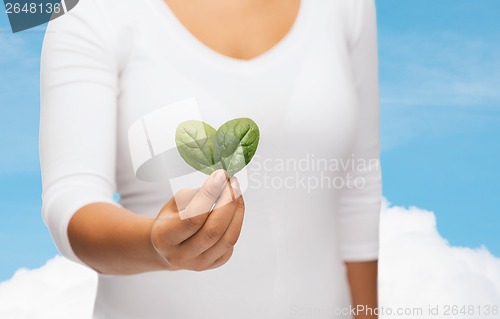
[
  {"x1": 39, "y1": 0, "x2": 121, "y2": 266},
  {"x1": 337, "y1": 0, "x2": 382, "y2": 262}
]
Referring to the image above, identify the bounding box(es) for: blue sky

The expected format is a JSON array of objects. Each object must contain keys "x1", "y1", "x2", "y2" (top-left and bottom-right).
[
  {"x1": 377, "y1": 0, "x2": 500, "y2": 254},
  {"x1": 0, "y1": 1, "x2": 499, "y2": 281}
]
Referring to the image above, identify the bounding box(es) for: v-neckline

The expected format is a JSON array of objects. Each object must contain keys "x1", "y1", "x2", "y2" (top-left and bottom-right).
[{"x1": 151, "y1": 0, "x2": 310, "y2": 74}]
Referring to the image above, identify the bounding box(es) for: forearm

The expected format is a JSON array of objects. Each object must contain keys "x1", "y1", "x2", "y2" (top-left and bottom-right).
[
  {"x1": 345, "y1": 260, "x2": 378, "y2": 319},
  {"x1": 68, "y1": 202, "x2": 171, "y2": 275}
]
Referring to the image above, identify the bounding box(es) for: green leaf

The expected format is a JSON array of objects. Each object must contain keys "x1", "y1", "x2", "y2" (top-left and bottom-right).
[
  {"x1": 175, "y1": 118, "x2": 260, "y2": 177},
  {"x1": 175, "y1": 120, "x2": 220, "y2": 174},
  {"x1": 213, "y1": 118, "x2": 260, "y2": 177}
]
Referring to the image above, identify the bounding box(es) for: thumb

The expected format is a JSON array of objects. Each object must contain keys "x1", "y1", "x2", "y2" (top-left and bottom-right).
[{"x1": 179, "y1": 169, "x2": 228, "y2": 220}]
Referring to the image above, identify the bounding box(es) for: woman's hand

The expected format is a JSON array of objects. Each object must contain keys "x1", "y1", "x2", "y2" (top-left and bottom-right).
[{"x1": 151, "y1": 169, "x2": 245, "y2": 272}]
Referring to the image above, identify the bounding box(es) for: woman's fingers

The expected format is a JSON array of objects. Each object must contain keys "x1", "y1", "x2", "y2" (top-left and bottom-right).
[
  {"x1": 179, "y1": 177, "x2": 241, "y2": 256},
  {"x1": 152, "y1": 172, "x2": 244, "y2": 271},
  {"x1": 179, "y1": 169, "x2": 228, "y2": 220},
  {"x1": 158, "y1": 170, "x2": 228, "y2": 246},
  {"x1": 220, "y1": 192, "x2": 245, "y2": 247},
  {"x1": 169, "y1": 188, "x2": 199, "y2": 212},
  {"x1": 207, "y1": 248, "x2": 234, "y2": 270},
  {"x1": 198, "y1": 194, "x2": 244, "y2": 266},
  {"x1": 210, "y1": 175, "x2": 241, "y2": 210}
]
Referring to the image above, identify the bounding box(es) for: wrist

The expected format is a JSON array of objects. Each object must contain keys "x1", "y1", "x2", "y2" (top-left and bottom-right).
[{"x1": 148, "y1": 217, "x2": 177, "y2": 271}]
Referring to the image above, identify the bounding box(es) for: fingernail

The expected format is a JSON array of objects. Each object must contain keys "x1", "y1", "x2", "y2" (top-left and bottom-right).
[
  {"x1": 230, "y1": 177, "x2": 241, "y2": 198},
  {"x1": 214, "y1": 169, "x2": 227, "y2": 187}
]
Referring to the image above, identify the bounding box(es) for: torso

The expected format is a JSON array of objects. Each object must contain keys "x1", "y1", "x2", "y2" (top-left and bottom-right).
[{"x1": 66, "y1": 0, "x2": 368, "y2": 317}]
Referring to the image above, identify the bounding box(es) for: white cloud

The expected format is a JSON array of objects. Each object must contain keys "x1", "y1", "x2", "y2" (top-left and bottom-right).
[
  {"x1": 379, "y1": 199, "x2": 500, "y2": 318},
  {"x1": 0, "y1": 200, "x2": 499, "y2": 318},
  {"x1": 0, "y1": 257, "x2": 96, "y2": 319}
]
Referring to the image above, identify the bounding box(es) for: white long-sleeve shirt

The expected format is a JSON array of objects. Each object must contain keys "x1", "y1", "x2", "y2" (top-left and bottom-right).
[{"x1": 40, "y1": 0, "x2": 381, "y2": 318}]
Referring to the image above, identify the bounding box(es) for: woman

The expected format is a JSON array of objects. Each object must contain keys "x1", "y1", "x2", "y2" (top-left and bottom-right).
[{"x1": 40, "y1": 0, "x2": 381, "y2": 318}]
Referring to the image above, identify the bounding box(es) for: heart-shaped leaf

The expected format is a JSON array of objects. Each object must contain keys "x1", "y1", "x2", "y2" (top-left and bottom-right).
[
  {"x1": 213, "y1": 118, "x2": 260, "y2": 177},
  {"x1": 175, "y1": 118, "x2": 260, "y2": 177},
  {"x1": 175, "y1": 120, "x2": 221, "y2": 175}
]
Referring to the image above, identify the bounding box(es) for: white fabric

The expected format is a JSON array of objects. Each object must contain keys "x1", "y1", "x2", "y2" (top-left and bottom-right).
[{"x1": 40, "y1": 0, "x2": 382, "y2": 317}]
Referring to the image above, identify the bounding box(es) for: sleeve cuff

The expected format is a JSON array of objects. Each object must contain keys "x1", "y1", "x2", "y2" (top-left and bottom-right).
[
  {"x1": 41, "y1": 175, "x2": 121, "y2": 268},
  {"x1": 340, "y1": 241, "x2": 379, "y2": 262}
]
